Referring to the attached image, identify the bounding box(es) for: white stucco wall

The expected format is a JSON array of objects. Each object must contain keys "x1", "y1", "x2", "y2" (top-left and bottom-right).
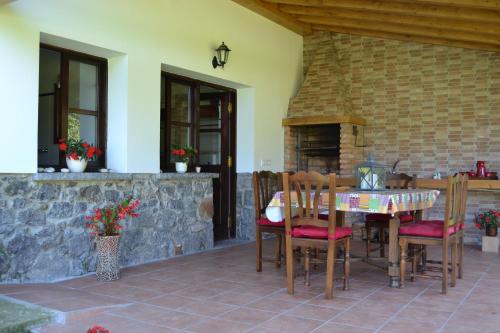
[{"x1": 0, "y1": 0, "x2": 302, "y2": 173}]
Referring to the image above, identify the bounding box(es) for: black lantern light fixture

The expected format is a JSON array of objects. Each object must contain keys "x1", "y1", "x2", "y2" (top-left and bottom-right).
[{"x1": 212, "y1": 42, "x2": 231, "y2": 69}]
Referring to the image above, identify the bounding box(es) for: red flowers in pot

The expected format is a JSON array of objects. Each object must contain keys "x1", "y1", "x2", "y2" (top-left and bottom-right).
[{"x1": 59, "y1": 138, "x2": 102, "y2": 161}]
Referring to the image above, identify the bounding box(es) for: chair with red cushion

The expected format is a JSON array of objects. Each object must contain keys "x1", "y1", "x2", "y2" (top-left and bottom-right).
[
  {"x1": 253, "y1": 171, "x2": 286, "y2": 272},
  {"x1": 283, "y1": 171, "x2": 351, "y2": 299},
  {"x1": 365, "y1": 173, "x2": 415, "y2": 258},
  {"x1": 399, "y1": 174, "x2": 468, "y2": 294}
]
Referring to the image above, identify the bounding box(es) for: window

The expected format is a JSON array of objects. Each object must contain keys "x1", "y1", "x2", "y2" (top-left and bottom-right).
[{"x1": 38, "y1": 45, "x2": 107, "y2": 169}]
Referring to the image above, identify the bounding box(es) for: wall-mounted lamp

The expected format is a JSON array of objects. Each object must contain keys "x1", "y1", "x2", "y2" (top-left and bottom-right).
[{"x1": 212, "y1": 42, "x2": 231, "y2": 69}]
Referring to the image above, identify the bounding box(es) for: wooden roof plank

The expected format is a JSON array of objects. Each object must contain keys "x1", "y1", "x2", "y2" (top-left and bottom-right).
[
  {"x1": 297, "y1": 15, "x2": 500, "y2": 45},
  {"x1": 312, "y1": 24, "x2": 500, "y2": 53},
  {"x1": 279, "y1": 5, "x2": 500, "y2": 35},
  {"x1": 411, "y1": 0, "x2": 500, "y2": 10},
  {"x1": 232, "y1": 0, "x2": 311, "y2": 34},
  {"x1": 264, "y1": 0, "x2": 500, "y2": 23}
]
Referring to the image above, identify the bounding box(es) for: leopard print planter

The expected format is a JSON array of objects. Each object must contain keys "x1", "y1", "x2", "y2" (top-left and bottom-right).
[{"x1": 96, "y1": 235, "x2": 120, "y2": 281}]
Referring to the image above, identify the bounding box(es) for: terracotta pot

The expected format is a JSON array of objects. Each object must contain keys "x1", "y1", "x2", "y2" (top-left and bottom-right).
[
  {"x1": 96, "y1": 235, "x2": 120, "y2": 281},
  {"x1": 486, "y1": 224, "x2": 498, "y2": 237},
  {"x1": 66, "y1": 157, "x2": 88, "y2": 173},
  {"x1": 175, "y1": 162, "x2": 187, "y2": 173}
]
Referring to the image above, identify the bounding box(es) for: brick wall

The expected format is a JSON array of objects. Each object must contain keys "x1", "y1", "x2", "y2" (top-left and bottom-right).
[{"x1": 290, "y1": 31, "x2": 500, "y2": 243}]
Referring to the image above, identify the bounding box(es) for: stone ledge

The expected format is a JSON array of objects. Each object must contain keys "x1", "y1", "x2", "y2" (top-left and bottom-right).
[
  {"x1": 32, "y1": 172, "x2": 219, "y2": 182},
  {"x1": 156, "y1": 173, "x2": 219, "y2": 180}
]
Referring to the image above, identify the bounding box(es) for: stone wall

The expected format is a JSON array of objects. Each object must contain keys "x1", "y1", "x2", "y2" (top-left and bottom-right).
[
  {"x1": 0, "y1": 173, "x2": 214, "y2": 283},
  {"x1": 298, "y1": 31, "x2": 500, "y2": 243},
  {"x1": 236, "y1": 173, "x2": 255, "y2": 240}
]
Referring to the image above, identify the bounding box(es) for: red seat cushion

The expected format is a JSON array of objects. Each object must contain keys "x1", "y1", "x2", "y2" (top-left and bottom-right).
[
  {"x1": 417, "y1": 220, "x2": 464, "y2": 232},
  {"x1": 365, "y1": 213, "x2": 413, "y2": 224},
  {"x1": 257, "y1": 217, "x2": 284, "y2": 227},
  {"x1": 399, "y1": 221, "x2": 457, "y2": 238},
  {"x1": 291, "y1": 226, "x2": 352, "y2": 240}
]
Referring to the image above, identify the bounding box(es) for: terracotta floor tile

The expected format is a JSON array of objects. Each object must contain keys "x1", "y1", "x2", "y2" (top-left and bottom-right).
[
  {"x1": 331, "y1": 308, "x2": 392, "y2": 330},
  {"x1": 144, "y1": 294, "x2": 197, "y2": 310},
  {"x1": 187, "y1": 318, "x2": 253, "y2": 333},
  {"x1": 172, "y1": 286, "x2": 226, "y2": 300},
  {"x1": 313, "y1": 323, "x2": 375, "y2": 333},
  {"x1": 153, "y1": 309, "x2": 206, "y2": 329},
  {"x1": 208, "y1": 290, "x2": 263, "y2": 306},
  {"x1": 259, "y1": 314, "x2": 323, "y2": 333},
  {"x1": 178, "y1": 299, "x2": 237, "y2": 316},
  {"x1": 306, "y1": 295, "x2": 359, "y2": 310},
  {"x1": 246, "y1": 297, "x2": 298, "y2": 313},
  {"x1": 286, "y1": 303, "x2": 341, "y2": 321},
  {"x1": 106, "y1": 303, "x2": 173, "y2": 323},
  {"x1": 220, "y1": 307, "x2": 278, "y2": 325}
]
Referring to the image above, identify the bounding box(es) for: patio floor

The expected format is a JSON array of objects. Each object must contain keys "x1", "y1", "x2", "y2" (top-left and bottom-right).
[{"x1": 1, "y1": 239, "x2": 500, "y2": 333}]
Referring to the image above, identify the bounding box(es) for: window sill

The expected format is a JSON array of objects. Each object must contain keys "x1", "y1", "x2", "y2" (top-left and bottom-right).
[{"x1": 32, "y1": 172, "x2": 219, "y2": 182}]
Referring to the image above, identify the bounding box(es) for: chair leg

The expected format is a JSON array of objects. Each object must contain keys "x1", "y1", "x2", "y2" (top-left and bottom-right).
[
  {"x1": 366, "y1": 225, "x2": 371, "y2": 258},
  {"x1": 421, "y1": 245, "x2": 427, "y2": 272},
  {"x1": 343, "y1": 237, "x2": 351, "y2": 291},
  {"x1": 451, "y1": 238, "x2": 457, "y2": 287},
  {"x1": 399, "y1": 239, "x2": 407, "y2": 288},
  {"x1": 325, "y1": 240, "x2": 335, "y2": 299},
  {"x1": 304, "y1": 247, "x2": 311, "y2": 287},
  {"x1": 256, "y1": 225, "x2": 262, "y2": 272},
  {"x1": 442, "y1": 240, "x2": 449, "y2": 294},
  {"x1": 458, "y1": 235, "x2": 464, "y2": 279},
  {"x1": 411, "y1": 245, "x2": 417, "y2": 282},
  {"x1": 285, "y1": 236, "x2": 294, "y2": 295},
  {"x1": 379, "y1": 226, "x2": 385, "y2": 257},
  {"x1": 275, "y1": 234, "x2": 282, "y2": 268}
]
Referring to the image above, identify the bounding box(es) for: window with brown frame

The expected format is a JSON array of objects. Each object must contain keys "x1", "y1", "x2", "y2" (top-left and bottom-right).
[{"x1": 38, "y1": 45, "x2": 107, "y2": 169}]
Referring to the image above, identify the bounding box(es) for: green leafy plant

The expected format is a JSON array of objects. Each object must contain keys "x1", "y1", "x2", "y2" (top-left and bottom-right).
[
  {"x1": 171, "y1": 145, "x2": 197, "y2": 164},
  {"x1": 474, "y1": 209, "x2": 500, "y2": 229}
]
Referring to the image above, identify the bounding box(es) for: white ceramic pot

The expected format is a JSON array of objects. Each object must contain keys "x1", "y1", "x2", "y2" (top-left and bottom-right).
[
  {"x1": 175, "y1": 162, "x2": 188, "y2": 173},
  {"x1": 66, "y1": 157, "x2": 88, "y2": 173}
]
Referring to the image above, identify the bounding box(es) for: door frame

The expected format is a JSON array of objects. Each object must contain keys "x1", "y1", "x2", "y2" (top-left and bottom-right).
[{"x1": 161, "y1": 72, "x2": 237, "y2": 240}]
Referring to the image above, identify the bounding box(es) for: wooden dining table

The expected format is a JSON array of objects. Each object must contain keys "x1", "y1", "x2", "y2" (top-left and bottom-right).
[{"x1": 266, "y1": 188, "x2": 440, "y2": 287}]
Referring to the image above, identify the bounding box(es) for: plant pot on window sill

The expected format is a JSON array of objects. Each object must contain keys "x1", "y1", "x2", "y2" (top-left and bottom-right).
[
  {"x1": 66, "y1": 157, "x2": 88, "y2": 173},
  {"x1": 175, "y1": 162, "x2": 188, "y2": 173}
]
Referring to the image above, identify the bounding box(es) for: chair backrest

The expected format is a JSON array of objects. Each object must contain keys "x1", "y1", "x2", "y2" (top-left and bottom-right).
[
  {"x1": 283, "y1": 171, "x2": 337, "y2": 237},
  {"x1": 385, "y1": 173, "x2": 414, "y2": 189},
  {"x1": 252, "y1": 171, "x2": 283, "y2": 219},
  {"x1": 443, "y1": 174, "x2": 468, "y2": 236}
]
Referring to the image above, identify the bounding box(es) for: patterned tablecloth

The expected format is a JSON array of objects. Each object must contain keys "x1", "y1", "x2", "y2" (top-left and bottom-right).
[{"x1": 266, "y1": 189, "x2": 440, "y2": 222}]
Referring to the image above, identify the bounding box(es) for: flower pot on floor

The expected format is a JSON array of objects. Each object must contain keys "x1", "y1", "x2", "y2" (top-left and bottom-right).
[
  {"x1": 96, "y1": 235, "x2": 120, "y2": 281},
  {"x1": 486, "y1": 224, "x2": 498, "y2": 237},
  {"x1": 66, "y1": 157, "x2": 88, "y2": 173},
  {"x1": 175, "y1": 162, "x2": 187, "y2": 173}
]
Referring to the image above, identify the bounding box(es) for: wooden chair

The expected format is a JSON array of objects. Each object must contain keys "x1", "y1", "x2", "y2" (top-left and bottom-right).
[
  {"x1": 283, "y1": 171, "x2": 351, "y2": 299},
  {"x1": 253, "y1": 171, "x2": 285, "y2": 272},
  {"x1": 365, "y1": 173, "x2": 415, "y2": 258},
  {"x1": 399, "y1": 174, "x2": 467, "y2": 294}
]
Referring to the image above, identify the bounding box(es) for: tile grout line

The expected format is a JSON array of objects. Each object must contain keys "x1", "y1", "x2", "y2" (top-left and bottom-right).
[
  {"x1": 436, "y1": 263, "x2": 492, "y2": 333},
  {"x1": 372, "y1": 281, "x2": 437, "y2": 333},
  {"x1": 308, "y1": 282, "x2": 387, "y2": 333}
]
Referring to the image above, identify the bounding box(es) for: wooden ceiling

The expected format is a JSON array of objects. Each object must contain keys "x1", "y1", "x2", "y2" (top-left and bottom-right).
[{"x1": 232, "y1": 0, "x2": 500, "y2": 52}]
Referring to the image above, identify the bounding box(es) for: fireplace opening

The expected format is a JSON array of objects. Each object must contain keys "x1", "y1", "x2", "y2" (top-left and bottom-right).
[{"x1": 295, "y1": 124, "x2": 340, "y2": 173}]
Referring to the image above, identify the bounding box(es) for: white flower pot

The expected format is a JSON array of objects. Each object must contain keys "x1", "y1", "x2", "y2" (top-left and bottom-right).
[
  {"x1": 175, "y1": 162, "x2": 187, "y2": 173},
  {"x1": 66, "y1": 157, "x2": 88, "y2": 173}
]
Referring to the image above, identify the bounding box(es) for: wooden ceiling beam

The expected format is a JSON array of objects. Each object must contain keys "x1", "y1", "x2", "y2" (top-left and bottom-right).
[
  {"x1": 411, "y1": 0, "x2": 500, "y2": 10},
  {"x1": 298, "y1": 15, "x2": 500, "y2": 45},
  {"x1": 280, "y1": 5, "x2": 500, "y2": 35},
  {"x1": 264, "y1": 0, "x2": 500, "y2": 23},
  {"x1": 312, "y1": 24, "x2": 500, "y2": 53},
  {"x1": 232, "y1": 0, "x2": 311, "y2": 35}
]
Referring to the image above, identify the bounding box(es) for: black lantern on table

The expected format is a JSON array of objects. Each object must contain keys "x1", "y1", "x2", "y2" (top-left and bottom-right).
[
  {"x1": 212, "y1": 42, "x2": 231, "y2": 69},
  {"x1": 354, "y1": 155, "x2": 387, "y2": 191}
]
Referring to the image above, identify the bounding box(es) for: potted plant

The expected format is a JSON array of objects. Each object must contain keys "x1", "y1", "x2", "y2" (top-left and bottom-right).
[
  {"x1": 59, "y1": 138, "x2": 102, "y2": 172},
  {"x1": 87, "y1": 326, "x2": 109, "y2": 333},
  {"x1": 171, "y1": 145, "x2": 196, "y2": 173},
  {"x1": 474, "y1": 209, "x2": 500, "y2": 237},
  {"x1": 85, "y1": 197, "x2": 140, "y2": 281}
]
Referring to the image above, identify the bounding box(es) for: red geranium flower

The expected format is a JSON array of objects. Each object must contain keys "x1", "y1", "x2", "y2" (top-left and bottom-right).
[
  {"x1": 82, "y1": 142, "x2": 89, "y2": 148},
  {"x1": 70, "y1": 152, "x2": 78, "y2": 160},
  {"x1": 86, "y1": 146, "x2": 96, "y2": 159},
  {"x1": 59, "y1": 143, "x2": 67, "y2": 151}
]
